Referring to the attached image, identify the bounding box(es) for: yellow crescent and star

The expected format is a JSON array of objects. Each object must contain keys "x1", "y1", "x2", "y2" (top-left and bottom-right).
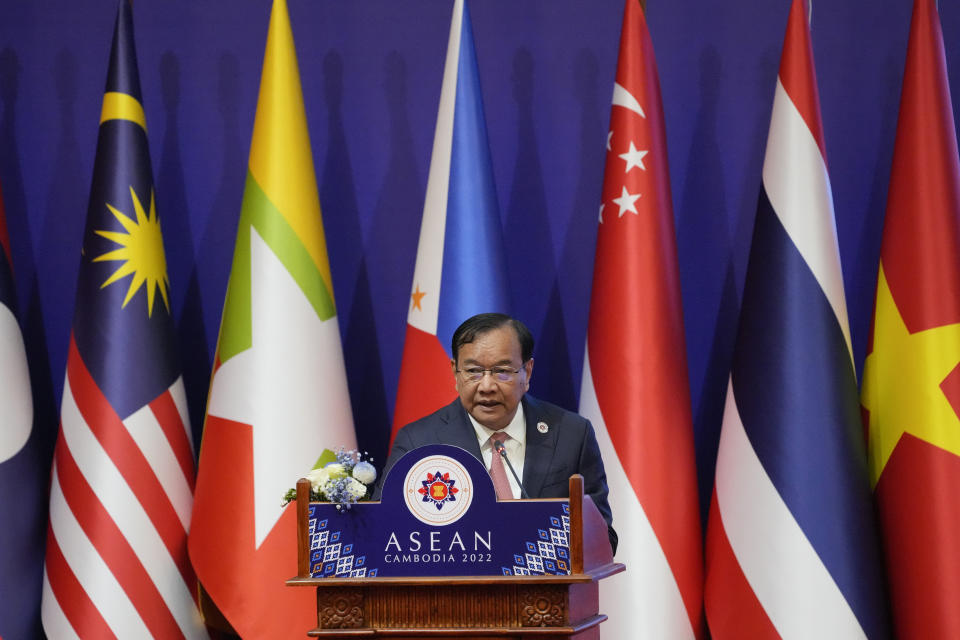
[
  {"x1": 91, "y1": 90, "x2": 171, "y2": 318},
  {"x1": 862, "y1": 264, "x2": 960, "y2": 486},
  {"x1": 93, "y1": 186, "x2": 170, "y2": 317}
]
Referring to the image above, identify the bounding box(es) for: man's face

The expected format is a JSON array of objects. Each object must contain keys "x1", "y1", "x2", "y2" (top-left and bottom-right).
[{"x1": 452, "y1": 326, "x2": 534, "y2": 431}]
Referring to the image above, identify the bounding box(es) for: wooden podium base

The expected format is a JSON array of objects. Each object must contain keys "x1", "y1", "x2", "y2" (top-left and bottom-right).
[{"x1": 288, "y1": 568, "x2": 620, "y2": 639}]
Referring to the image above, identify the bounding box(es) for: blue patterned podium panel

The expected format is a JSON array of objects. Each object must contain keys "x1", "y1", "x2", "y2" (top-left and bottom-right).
[{"x1": 306, "y1": 445, "x2": 571, "y2": 578}]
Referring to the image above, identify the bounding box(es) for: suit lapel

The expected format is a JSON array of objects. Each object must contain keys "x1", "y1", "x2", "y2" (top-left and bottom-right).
[
  {"x1": 521, "y1": 396, "x2": 559, "y2": 498},
  {"x1": 437, "y1": 400, "x2": 484, "y2": 461}
]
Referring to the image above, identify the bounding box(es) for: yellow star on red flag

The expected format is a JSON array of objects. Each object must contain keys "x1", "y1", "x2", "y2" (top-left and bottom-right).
[{"x1": 862, "y1": 264, "x2": 960, "y2": 486}]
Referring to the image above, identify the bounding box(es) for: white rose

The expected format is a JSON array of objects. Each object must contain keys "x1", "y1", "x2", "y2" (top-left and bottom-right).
[
  {"x1": 324, "y1": 462, "x2": 347, "y2": 479},
  {"x1": 306, "y1": 467, "x2": 330, "y2": 493},
  {"x1": 345, "y1": 477, "x2": 368, "y2": 500},
  {"x1": 352, "y1": 461, "x2": 377, "y2": 485}
]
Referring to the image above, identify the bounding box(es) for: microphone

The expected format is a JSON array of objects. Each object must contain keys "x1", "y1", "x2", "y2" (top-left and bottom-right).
[{"x1": 494, "y1": 439, "x2": 530, "y2": 499}]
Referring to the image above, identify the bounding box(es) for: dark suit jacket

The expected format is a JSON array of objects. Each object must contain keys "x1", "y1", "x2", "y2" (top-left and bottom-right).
[{"x1": 379, "y1": 396, "x2": 617, "y2": 554}]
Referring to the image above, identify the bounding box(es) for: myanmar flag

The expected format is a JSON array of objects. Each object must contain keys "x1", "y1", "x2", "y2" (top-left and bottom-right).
[{"x1": 188, "y1": 0, "x2": 357, "y2": 637}]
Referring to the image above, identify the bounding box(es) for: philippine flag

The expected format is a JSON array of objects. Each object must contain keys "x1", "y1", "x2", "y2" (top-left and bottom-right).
[
  {"x1": 703, "y1": 1, "x2": 889, "y2": 638},
  {"x1": 390, "y1": 0, "x2": 511, "y2": 444}
]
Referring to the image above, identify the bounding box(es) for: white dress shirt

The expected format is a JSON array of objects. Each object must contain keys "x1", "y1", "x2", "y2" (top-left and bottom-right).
[{"x1": 468, "y1": 409, "x2": 526, "y2": 499}]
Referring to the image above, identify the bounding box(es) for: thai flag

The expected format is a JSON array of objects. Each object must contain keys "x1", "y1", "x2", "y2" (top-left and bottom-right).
[
  {"x1": 0, "y1": 178, "x2": 44, "y2": 639},
  {"x1": 390, "y1": 0, "x2": 511, "y2": 443},
  {"x1": 40, "y1": 2, "x2": 206, "y2": 638},
  {"x1": 703, "y1": 1, "x2": 889, "y2": 638}
]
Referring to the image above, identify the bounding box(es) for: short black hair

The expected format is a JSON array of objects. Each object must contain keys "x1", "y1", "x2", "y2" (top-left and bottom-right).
[{"x1": 451, "y1": 313, "x2": 534, "y2": 363}]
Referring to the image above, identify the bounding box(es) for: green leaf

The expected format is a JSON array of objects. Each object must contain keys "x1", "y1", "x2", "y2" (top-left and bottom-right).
[{"x1": 312, "y1": 449, "x2": 337, "y2": 470}]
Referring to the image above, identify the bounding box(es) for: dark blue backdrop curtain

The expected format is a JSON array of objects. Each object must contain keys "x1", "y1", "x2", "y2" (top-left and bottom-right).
[{"x1": 0, "y1": 0, "x2": 948, "y2": 520}]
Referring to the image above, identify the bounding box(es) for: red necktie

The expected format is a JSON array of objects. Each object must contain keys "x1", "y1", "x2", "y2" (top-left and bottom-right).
[{"x1": 488, "y1": 432, "x2": 514, "y2": 500}]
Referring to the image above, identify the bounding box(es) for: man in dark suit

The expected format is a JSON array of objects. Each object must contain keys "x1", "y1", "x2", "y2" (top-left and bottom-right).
[{"x1": 380, "y1": 313, "x2": 617, "y2": 554}]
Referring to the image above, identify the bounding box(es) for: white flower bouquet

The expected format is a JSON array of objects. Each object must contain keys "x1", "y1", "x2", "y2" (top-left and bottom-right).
[{"x1": 282, "y1": 448, "x2": 377, "y2": 511}]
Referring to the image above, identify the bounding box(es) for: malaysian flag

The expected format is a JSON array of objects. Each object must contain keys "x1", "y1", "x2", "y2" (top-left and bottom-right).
[
  {"x1": 703, "y1": 0, "x2": 888, "y2": 637},
  {"x1": 40, "y1": 2, "x2": 206, "y2": 637},
  {"x1": 390, "y1": 0, "x2": 511, "y2": 445}
]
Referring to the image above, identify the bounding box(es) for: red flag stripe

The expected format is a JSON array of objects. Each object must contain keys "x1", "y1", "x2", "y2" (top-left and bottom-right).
[
  {"x1": 123, "y1": 386, "x2": 195, "y2": 535},
  {"x1": 51, "y1": 442, "x2": 186, "y2": 639},
  {"x1": 703, "y1": 491, "x2": 780, "y2": 639},
  {"x1": 149, "y1": 388, "x2": 196, "y2": 490},
  {"x1": 43, "y1": 524, "x2": 115, "y2": 639},
  {"x1": 391, "y1": 324, "x2": 457, "y2": 446},
  {"x1": 777, "y1": 0, "x2": 827, "y2": 159},
  {"x1": 65, "y1": 337, "x2": 194, "y2": 587},
  {"x1": 189, "y1": 414, "x2": 317, "y2": 638}
]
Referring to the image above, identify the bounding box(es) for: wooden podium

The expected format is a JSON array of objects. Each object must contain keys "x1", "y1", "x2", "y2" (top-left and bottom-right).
[{"x1": 287, "y1": 469, "x2": 624, "y2": 639}]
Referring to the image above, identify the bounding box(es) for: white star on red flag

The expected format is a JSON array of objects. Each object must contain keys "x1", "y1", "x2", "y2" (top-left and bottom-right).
[
  {"x1": 619, "y1": 141, "x2": 648, "y2": 172},
  {"x1": 601, "y1": 81, "x2": 653, "y2": 225},
  {"x1": 612, "y1": 185, "x2": 641, "y2": 217}
]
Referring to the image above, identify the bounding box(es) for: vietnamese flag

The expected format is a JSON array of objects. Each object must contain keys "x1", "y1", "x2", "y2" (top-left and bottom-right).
[{"x1": 861, "y1": 0, "x2": 960, "y2": 637}]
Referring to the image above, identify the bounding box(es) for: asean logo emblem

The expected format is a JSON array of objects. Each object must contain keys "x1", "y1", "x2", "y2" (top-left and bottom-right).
[
  {"x1": 404, "y1": 455, "x2": 473, "y2": 525},
  {"x1": 420, "y1": 471, "x2": 458, "y2": 509}
]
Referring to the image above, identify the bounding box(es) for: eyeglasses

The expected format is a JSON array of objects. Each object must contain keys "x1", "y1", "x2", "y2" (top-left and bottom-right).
[{"x1": 456, "y1": 364, "x2": 525, "y2": 383}]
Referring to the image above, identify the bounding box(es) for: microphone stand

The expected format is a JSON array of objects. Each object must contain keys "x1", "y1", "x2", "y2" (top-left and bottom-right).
[{"x1": 494, "y1": 439, "x2": 530, "y2": 499}]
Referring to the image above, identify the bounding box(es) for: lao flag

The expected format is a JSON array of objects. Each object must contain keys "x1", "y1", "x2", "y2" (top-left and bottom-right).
[
  {"x1": 703, "y1": 1, "x2": 889, "y2": 638},
  {"x1": 861, "y1": 0, "x2": 960, "y2": 636},
  {"x1": 390, "y1": 0, "x2": 510, "y2": 443},
  {"x1": 40, "y1": 2, "x2": 206, "y2": 638},
  {"x1": 0, "y1": 179, "x2": 44, "y2": 639},
  {"x1": 578, "y1": 1, "x2": 703, "y2": 637}
]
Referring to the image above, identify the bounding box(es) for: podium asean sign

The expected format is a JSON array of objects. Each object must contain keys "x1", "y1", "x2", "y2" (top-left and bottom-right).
[{"x1": 287, "y1": 444, "x2": 624, "y2": 638}]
